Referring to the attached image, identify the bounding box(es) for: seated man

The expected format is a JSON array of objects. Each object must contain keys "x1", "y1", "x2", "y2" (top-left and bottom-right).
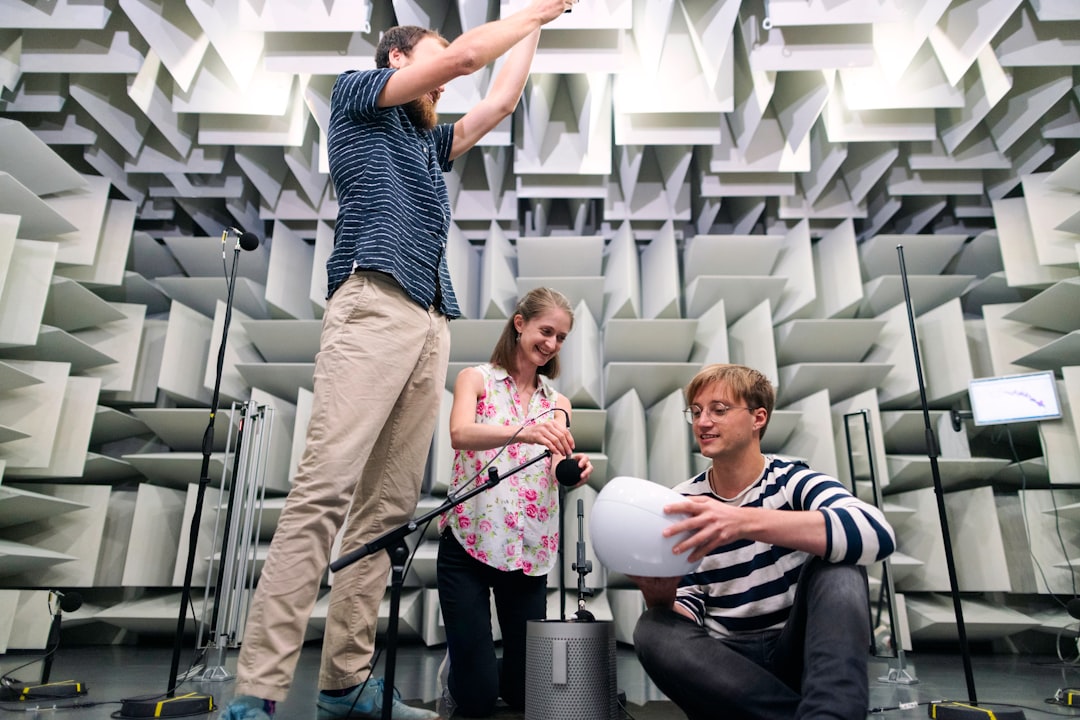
[{"x1": 631, "y1": 363, "x2": 896, "y2": 720}]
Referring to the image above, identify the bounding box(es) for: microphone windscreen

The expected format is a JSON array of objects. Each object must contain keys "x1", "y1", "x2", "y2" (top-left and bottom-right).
[
  {"x1": 239, "y1": 232, "x2": 260, "y2": 251},
  {"x1": 59, "y1": 591, "x2": 83, "y2": 613},
  {"x1": 1067, "y1": 598, "x2": 1080, "y2": 620},
  {"x1": 555, "y1": 458, "x2": 582, "y2": 487}
]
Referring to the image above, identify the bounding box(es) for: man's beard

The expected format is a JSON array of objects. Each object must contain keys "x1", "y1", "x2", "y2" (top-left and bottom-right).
[{"x1": 403, "y1": 96, "x2": 438, "y2": 131}]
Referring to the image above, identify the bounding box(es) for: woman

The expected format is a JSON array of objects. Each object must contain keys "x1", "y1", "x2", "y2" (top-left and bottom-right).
[{"x1": 436, "y1": 287, "x2": 592, "y2": 717}]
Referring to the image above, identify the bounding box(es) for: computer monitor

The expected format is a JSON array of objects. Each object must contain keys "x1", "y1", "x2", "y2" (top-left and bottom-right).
[{"x1": 968, "y1": 370, "x2": 1062, "y2": 426}]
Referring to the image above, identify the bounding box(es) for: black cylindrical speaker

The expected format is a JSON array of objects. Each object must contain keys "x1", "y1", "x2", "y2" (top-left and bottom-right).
[{"x1": 524, "y1": 620, "x2": 618, "y2": 720}]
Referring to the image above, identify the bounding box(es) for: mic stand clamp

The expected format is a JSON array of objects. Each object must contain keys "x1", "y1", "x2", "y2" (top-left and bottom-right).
[{"x1": 330, "y1": 451, "x2": 552, "y2": 720}]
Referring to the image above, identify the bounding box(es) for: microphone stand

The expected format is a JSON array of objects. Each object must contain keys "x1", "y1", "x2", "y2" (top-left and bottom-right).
[
  {"x1": 896, "y1": 245, "x2": 978, "y2": 708},
  {"x1": 559, "y1": 488, "x2": 567, "y2": 621},
  {"x1": 330, "y1": 450, "x2": 553, "y2": 720},
  {"x1": 571, "y1": 498, "x2": 594, "y2": 621},
  {"x1": 119, "y1": 234, "x2": 247, "y2": 719}
]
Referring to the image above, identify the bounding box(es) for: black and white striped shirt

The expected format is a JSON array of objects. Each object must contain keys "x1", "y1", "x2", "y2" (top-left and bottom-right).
[
  {"x1": 673, "y1": 455, "x2": 896, "y2": 639},
  {"x1": 325, "y1": 68, "x2": 461, "y2": 318}
]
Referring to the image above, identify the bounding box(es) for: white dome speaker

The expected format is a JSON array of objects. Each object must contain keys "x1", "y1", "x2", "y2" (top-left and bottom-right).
[{"x1": 589, "y1": 476, "x2": 701, "y2": 577}]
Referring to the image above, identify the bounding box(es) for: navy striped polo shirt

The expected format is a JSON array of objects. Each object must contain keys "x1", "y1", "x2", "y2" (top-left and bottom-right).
[{"x1": 325, "y1": 67, "x2": 461, "y2": 318}]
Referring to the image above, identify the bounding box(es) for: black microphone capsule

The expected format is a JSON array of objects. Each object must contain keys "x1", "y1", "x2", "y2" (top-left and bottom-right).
[
  {"x1": 238, "y1": 232, "x2": 260, "y2": 251},
  {"x1": 555, "y1": 458, "x2": 583, "y2": 487}
]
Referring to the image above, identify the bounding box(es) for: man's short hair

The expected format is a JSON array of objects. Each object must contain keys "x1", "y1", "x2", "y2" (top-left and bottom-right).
[
  {"x1": 375, "y1": 26, "x2": 448, "y2": 69},
  {"x1": 684, "y1": 364, "x2": 776, "y2": 439}
]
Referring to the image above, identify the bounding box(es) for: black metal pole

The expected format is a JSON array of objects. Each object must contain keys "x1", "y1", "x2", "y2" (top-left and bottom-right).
[
  {"x1": 379, "y1": 541, "x2": 410, "y2": 720},
  {"x1": 559, "y1": 487, "x2": 567, "y2": 621},
  {"x1": 40, "y1": 608, "x2": 61, "y2": 684},
  {"x1": 896, "y1": 244, "x2": 977, "y2": 703},
  {"x1": 166, "y1": 242, "x2": 241, "y2": 696}
]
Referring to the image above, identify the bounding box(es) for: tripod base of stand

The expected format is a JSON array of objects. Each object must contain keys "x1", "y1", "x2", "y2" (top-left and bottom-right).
[
  {"x1": 877, "y1": 666, "x2": 918, "y2": 684},
  {"x1": 929, "y1": 702, "x2": 1025, "y2": 720},
  {"x1": 194, "y1": 643, "x2": 233, "y2": 682},
  {"x1": 118, "y1": 692, "x2": 215, "y2": 718},
  {"x1": 0, "y1": 680, "x2": 87, "y2": 701},
  {"x1": 194, "y1": 665, "x2": 233, "y2": 682}
]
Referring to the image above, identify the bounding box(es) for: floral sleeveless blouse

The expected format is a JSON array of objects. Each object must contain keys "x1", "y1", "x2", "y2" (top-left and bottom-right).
[{"x1": 439, "y1": 363, "x2": 561, "y2": 576}]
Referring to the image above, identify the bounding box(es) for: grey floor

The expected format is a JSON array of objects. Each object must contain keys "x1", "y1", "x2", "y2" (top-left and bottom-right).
[{"x1": 3, "y1": 642, "x2": 1080, "y2": 719}]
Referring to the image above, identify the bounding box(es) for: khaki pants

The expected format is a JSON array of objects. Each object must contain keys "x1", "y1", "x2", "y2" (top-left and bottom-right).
[{"x1": 235, "y1": 271, "x2": 450, "y2": 701}]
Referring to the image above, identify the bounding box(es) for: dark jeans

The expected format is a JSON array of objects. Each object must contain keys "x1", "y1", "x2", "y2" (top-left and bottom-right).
[
  {"x1": 437, "y1": 531, "x2": 547, "y2": 717},
  {"x1": 633, "y1": 558, "x2": 870, "y2": 720}
]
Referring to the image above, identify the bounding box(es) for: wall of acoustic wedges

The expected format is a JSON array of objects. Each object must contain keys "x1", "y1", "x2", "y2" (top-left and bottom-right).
[{"x1": 1, "y1": 0, "x2": 1080, "y2": 658}]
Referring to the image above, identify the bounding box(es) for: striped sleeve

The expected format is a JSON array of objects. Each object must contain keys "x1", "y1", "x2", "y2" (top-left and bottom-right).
[
  {"x1": 333, "y1": 68, "x2": 395, "y2": 121},
  {"x1": 433, "y1": 123, "x2": 454, "y2": 171},
  {"x1": 786, "y1": 467, "x2": 895, "y2": 565},
  {"x1": 674, "y1": 592, "x2": 706, "y2": 626}
]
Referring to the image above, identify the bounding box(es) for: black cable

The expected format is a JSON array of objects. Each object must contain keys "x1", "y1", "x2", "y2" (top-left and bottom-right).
[
  {"x1": 993, "y1": 423, "x2": 1080, "y2": 665},
  {"x1": 868, "y1": 697, "x2": 1080, "y2": 717},
  {"x1": 446, "y1": 405, "x2": 568, "y2": 503},
  {"x1": 868, "y1": 700, "x2": 929, "y2": 713},
  {"x1": 1010, "y1": 424, "x2": 1079, "y2": 602},
  {"x1": 0, "y1": 699, "x2": 123, "y2": 714},
  {"x1": 617, "y1": 692, "x2": 640, "y2": 720},
  {"x1": 0, "y1": 596, "x2": 64, "y2": 689}
]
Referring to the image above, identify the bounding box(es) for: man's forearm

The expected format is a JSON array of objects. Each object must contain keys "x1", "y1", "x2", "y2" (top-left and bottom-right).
[
  {"x1": 447, "y1": 5, "x2": 546, "y2": 75},
  {"x1": 486, "y1": 28, "x2": 541, "y2": 108}
]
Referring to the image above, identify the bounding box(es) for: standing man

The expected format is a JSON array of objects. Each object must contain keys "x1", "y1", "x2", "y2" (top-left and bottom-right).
[
  {"x1": 630, "y1": 364, "x2": 896, "y2": 720},
  {"x1": 222, "y1": 3, "x2": 576, "y2": 719}
]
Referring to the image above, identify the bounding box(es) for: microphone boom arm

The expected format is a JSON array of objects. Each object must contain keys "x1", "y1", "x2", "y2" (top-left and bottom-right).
[{"x1": 329, "y1": 449, "x2": 552, "y2": 573}]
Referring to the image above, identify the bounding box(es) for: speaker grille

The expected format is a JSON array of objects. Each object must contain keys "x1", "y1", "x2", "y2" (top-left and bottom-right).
[{"x1": 524, "y1": 621, "x2": 618, "y2": 720}]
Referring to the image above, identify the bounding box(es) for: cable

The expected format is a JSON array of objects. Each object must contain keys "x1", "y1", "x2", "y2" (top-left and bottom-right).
[
  {"x1": 616, "y1": 691, "x2": 640, "y2": 720},
  {"x1": 0, "y1": 598, "x2": 63, "y2": 689},
  {"x1": 0, "y1": 699, "x2": 123, "y2": 714},
  {"x1": 997, "y1": 423, "x2": 1080, "y2": 665},
  {"x1": 446, "y1": 406, "x2": 568, "y2": 503},
  {"x1": 868, "y1": 700, "x2": 928, "y2": 713},
  {"x1": 869, "y1": 699, "x2": 1080, "y2": 717}
]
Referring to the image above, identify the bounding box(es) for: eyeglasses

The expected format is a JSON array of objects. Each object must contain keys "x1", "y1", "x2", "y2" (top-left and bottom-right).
[{"x1": 683, "y1": 403, "x2": 753, "y2": 424}]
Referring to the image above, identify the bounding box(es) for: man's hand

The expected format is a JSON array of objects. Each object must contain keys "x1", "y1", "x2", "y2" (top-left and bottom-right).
[
  {"x1": 662, "y1": 496, "x2": 747, "y2": 563},
  {"x1": 532, "y1": 0, "x2": 576, "y2": 23},
  {"x1": 627, "y1": 575, "x2": 681, "y2": 610},
  {"x1": 661, "y1": 495, "x2": 828, "y2": 562}
]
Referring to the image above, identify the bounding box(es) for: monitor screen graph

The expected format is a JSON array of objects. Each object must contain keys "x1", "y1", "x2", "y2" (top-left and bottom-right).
[{"x1": 968, "y1": 370, "x2": 1062, "y2": 426}]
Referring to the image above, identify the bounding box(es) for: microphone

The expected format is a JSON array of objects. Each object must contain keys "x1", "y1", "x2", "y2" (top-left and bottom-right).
[
  {"x1": 555, "y1": 458, "x2": 583, "y2": 487},
  {"x1": 226, "y1": 227, "x2": 261, "y2": 251},
  {"x1": 1067, "y1": 598, "x2": 1080, "y2": 620},
  {"x1": 52, "y1": 590, "x2": 82, "y2": 613}
]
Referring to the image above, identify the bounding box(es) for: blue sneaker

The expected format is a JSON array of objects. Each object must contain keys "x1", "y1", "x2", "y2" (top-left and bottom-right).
[
  {"x1": 316, "y1": 678, "x2": 439, "y2": 720},
  {"x1": 221, "y1": 695, "x2": 274, "y2": 720}
]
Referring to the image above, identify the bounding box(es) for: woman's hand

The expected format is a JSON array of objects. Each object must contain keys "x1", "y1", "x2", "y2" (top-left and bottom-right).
[
  {"x1": 564, "y1": 452, "x2": 592, "y2": 488},
  {"x1": 518, "y1": 420, "x2": 574, "y2": 458}
]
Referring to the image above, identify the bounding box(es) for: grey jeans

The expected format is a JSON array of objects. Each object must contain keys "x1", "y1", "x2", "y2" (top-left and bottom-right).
[{"x1": 633, "y1": 558, "x2": 871, "y2": 720}]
